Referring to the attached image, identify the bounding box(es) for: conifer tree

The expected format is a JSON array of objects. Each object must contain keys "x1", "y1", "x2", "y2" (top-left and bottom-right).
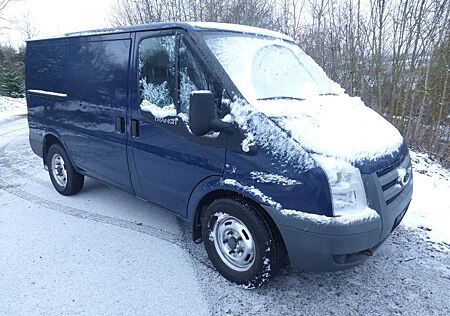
[{"x1": 0, "y1": 63, "x2": 24, "y2": 97}]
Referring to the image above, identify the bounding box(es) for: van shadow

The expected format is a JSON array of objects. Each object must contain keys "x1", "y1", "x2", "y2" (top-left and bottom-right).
[
  {"x1": 76, "y1": 177, "x2": 178, "y2": 231},
  {"x1": 79, "y1": 177, "x2": 111, "y2": 194}
]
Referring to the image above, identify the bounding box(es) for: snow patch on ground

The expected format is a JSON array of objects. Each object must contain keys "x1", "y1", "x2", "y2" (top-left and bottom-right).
[
  {"x1": 281, "y1": 207, "x2": 380, "y2": 225},
  {"x1": 402, "y1": 151, "x2": 450, "y2": 251},
  {"x1": 0, "y1": 96, "x2": 27, "y2": 120}
]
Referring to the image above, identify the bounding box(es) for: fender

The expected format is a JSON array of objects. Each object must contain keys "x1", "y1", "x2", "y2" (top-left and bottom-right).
[
  {"x1": 187, "y1": 174, "x2": 284, "y2": 241},
  {"x1": 187, "y1": 175, "x2": 282, "y2": 221}
]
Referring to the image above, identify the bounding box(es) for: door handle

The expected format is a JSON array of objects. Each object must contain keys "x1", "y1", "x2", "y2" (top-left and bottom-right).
[
  {"x1": 115, "y1": 117, "x2": 125, "y2": 133},
  {"x1": 131, "y1": 119, "x2": 139, "y2": 137}
]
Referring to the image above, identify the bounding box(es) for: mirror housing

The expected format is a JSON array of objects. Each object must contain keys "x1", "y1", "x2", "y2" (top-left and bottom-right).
[{"x1": 189, "y1": 90, "x2": 232, "y2": 136}]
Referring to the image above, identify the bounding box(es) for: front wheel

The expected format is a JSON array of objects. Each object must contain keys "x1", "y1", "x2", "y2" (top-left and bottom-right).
[
  {"x1": 47, "y1": 144, "x2": 84, "y2": 196},
  {"x1": 202, "y1": 198, "x2": 281, "y2": 288}
]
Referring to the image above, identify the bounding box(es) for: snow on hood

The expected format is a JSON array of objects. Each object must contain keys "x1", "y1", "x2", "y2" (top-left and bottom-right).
[{"x1": 253, "y1": 95, "x2": 404, "y2": 162}]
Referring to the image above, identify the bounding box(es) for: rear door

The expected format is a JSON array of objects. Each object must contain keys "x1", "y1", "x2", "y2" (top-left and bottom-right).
[
  {"x1": 128, "y1": 30, "x2": 226, "y2": 216},
  {"x1": 64, "y1": 34, "x2": 133, "y2": 193}
]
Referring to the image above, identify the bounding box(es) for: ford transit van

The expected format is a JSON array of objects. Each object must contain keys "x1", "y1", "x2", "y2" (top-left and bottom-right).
[{"x1": 26, "y1": 22, "x2": 413, "y2": 287}]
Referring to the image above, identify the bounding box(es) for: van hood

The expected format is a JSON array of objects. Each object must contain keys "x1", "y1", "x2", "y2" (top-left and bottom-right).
[{"x1": 253, "y1": 95, "x2": 404, "y2": 164}]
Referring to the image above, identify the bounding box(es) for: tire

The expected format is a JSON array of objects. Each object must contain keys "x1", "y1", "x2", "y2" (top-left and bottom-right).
[
  {"x1": 202, "y1": 197, "x2": 281, "y2": 288},
  {"x1": 46, "y1": 144, "x2": 84, "y2": 196}
]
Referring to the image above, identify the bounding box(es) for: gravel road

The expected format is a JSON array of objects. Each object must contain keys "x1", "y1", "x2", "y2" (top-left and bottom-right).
[{"x1": 1, "y1": 116, "x2": 449, "y2": 315}]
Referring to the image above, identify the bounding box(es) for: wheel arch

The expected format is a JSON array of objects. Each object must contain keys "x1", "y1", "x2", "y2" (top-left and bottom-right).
[
  {"x1": 42, "y1": 133, "x2": 80, "y2": 173},
  {"x1": 43, "y1": 133, "x2": 60, "y2": 162},
  {"x1": 189, "y1": 178, "x2": 288, "y2": 264}
]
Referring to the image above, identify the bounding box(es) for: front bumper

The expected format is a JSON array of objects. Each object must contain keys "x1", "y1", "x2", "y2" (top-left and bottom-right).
[
  {"x1": 264, "y1": 205, "x2": 383, "y2": 271},
  {"x1": 263, "y1": 155, "x2": 413, "y2": 272}
]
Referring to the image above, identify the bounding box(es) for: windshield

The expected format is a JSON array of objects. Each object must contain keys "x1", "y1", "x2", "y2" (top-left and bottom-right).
[{"x1": 204, "y1": 33, "x2": 338, "y2": 103}]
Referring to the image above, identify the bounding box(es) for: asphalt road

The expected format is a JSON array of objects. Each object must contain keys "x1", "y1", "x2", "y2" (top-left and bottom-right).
[{"x1": 1, "y1": 116, "x2": 449, "y2": 315}]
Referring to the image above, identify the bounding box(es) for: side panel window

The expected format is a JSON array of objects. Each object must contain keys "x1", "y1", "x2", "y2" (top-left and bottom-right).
[
  {"x1": 139, "y1": 36, "x2": 176, "y2": 112},
  {"x1": 179, "y1": 39, "x2": 208, "y2": 118}
]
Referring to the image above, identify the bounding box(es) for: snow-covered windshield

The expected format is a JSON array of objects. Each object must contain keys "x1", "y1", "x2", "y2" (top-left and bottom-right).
[{"x1": 204, "y1": 34, "x2": 338, "y2": 103}]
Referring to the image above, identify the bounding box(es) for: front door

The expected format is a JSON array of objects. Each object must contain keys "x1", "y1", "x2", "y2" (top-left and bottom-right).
[{"x1": 128, "y1": 30, "x2": 226, "y2": 216}]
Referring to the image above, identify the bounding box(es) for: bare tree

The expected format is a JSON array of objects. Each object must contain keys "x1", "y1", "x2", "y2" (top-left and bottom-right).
[
  {"x1": 0, "y1": 0, "x2": 13, "y2": 27},
  {"x1": 110, "y1": 0, "x2": 277, "y2": 28},
  {"x1": 1, "y1": 0, "x2": 23, "y2": 34},
  {"x1": 276, "y1": 0, "x2": 306, "y2": 42},
  {"x1": 15, "y1": 12, "x2": 39, "y2": 39},
  {"x1": 0, "y1": 0, "x2": 12, "y2": 12}
]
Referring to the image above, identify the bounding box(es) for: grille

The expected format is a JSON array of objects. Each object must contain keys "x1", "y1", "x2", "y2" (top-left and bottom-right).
[
  {"x1": 376, "y1": 158, "x2": 403, "y2": 177},
  {"x1": 377, "y1": 154, "x2": 412, "y2": 206}
]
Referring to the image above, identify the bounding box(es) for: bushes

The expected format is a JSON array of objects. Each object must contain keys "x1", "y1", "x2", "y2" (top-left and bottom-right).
[{"x1": 0, "y1": 45, "x2": 24, "y2": 98}]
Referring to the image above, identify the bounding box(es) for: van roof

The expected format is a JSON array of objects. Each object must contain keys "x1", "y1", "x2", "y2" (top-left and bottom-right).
[{"x1": 27, "y1": 22, "x2": 294, "y2": 43}]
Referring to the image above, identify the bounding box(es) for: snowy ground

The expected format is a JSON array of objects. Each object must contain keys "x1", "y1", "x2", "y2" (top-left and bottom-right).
[
  {"x1": 402, "y1": 152, "x2": 450, "y2": 251},
  {"x1": 0, "y1": 96, "x2": 27, "y2": 120},
  {"x1": 0, "y1": 105, "x2": 449, "y2": 314}
]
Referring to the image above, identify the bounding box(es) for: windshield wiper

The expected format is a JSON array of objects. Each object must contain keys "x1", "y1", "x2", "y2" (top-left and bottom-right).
[
  {"x1": 257, "y1": 96, "x2": 305, "y2": 101},
  {"x1": 319, "y1": 93, "x2": 338, "y2": 96}
]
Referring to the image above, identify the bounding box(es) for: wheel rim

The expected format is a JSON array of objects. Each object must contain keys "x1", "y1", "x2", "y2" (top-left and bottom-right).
[
  {"x1": 51, "y1": 154, "x2": 67, "y2": 188},
  {"x1": 212, "y1": 214, "x2": 256, "y2": 272}
]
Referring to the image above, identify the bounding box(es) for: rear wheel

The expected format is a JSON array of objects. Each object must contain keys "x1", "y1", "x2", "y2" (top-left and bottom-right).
[
  {"x1": 202, "y1": 197, "x2": 281, "y2": 288},
  {"x1": 47, "y1": 144, "x2": 84, "y2": 195}
]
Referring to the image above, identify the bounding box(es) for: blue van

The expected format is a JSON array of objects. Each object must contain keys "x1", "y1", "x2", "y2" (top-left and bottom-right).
[{"x1": 26, "y1": 22, "x2": 413, "y2": 287}]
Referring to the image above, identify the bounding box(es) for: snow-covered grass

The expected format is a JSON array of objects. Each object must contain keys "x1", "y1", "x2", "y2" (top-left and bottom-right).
[
  {"x1": 0, "y1": 96, "x2": 27, "y2": 120},
  {"x1": 402, "y1": 151, "x2": 450, "y2": 251}
]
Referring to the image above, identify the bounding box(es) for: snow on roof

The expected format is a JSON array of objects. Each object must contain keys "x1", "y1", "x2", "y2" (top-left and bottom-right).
[
  {"x1": 27, "y1": 22, "x2": 293, "y2": 42},
  {"x1": 188, "y1": 22, "x2": 293, "y2": 41}
]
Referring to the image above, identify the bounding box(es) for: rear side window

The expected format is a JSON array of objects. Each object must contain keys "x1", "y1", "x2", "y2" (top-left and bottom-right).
[{"x1": 139, "y1": 36, "x2": 176, "y2": 109}]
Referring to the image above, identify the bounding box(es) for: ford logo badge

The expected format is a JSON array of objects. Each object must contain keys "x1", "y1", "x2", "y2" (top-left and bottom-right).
[{"x1": 398, "y1": 168, "x2": 411, "y2": 186}]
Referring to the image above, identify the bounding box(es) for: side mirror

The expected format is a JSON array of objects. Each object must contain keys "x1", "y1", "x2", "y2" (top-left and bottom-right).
[{"x1": 189, "y1": 90, "x2": 232, "y2": 136}]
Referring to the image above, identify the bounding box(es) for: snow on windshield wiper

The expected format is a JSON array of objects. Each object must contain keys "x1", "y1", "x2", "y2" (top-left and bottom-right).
[{"x1": 257, "y1": 96, "x2": 305, "y2": 101}]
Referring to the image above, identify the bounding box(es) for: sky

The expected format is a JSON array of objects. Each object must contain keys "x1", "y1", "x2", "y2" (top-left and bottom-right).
[{"x1": 0, "y1": 0, "x2": 117, "y2": 46}]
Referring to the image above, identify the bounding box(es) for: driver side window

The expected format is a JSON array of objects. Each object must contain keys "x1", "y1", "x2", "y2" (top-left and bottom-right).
[
  {"x1": 138, "y1": 35, "x2": 213, "y2": 125},
  {"x1": 179, "y1": 39, "x2": 209, "y2": 121},
  {"x1": 139, "y1": 35, "x2": 177, "y2": 115}
]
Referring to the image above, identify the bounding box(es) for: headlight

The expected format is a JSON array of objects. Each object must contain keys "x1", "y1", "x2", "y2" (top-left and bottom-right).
[{"x1": 313, "y1": 155, "x2": 367, "y2": 216}]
